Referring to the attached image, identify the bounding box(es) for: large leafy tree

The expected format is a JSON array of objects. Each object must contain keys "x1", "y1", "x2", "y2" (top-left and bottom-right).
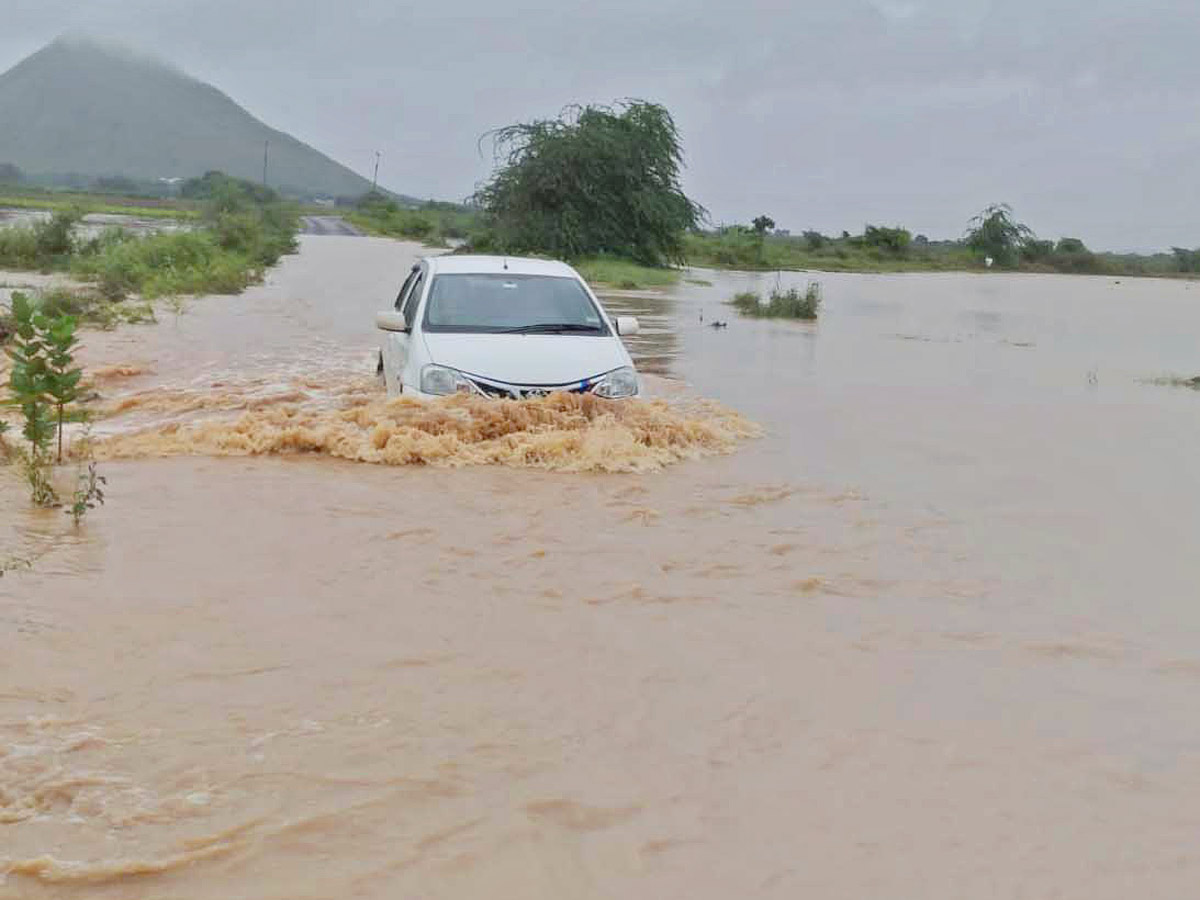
[
  {"x1": 474, "y1": 101, "x2": 705, "y2": 265},
  {"x1": 965, "y1": 203, "x2": 1034, "y2": 268}
]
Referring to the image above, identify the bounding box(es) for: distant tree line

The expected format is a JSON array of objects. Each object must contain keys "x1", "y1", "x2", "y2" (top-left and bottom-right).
[{"x1": 686, "y1": 203, "x2": 1200, "y2": 277}]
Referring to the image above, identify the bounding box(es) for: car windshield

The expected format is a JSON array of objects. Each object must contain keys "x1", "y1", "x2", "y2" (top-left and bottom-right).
[{"x1": 422, "y1": 273, "x2": 609, "y2": 334}]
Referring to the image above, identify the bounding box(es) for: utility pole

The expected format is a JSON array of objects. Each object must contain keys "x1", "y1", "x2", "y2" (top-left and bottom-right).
[
  {"x1": 263, "y1": 139, "x2": 270, "y2": 186},
  {"x1": 372, "y1": 151, "x2": 381, "y2": 193}
]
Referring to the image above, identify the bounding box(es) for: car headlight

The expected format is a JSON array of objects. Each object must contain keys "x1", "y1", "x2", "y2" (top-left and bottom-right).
[
  {"x1": 420, "y1": 364, "x2": 480, "y2": 396},
  {"x1": 592, "y1": 366, "x2": 639, "y2": 399}
]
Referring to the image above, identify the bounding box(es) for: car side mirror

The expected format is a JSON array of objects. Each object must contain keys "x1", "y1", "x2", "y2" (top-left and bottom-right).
[
  {"x1": 614, "y1": 316, "x2": 640, "y2": 336},
  {"x1": 376, "y1": 310, "x2": 408, "y2": 332}
]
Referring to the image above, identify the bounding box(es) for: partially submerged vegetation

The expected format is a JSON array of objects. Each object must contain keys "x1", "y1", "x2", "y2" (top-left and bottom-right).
[
  {"x1": 0, "y1": 285, "x2": 155, "y2": 339},
  {"x1": 729, "y1": 283, "x2": 822, "y2": 320},
  {"x1": 0, "y1": 172, "x2": 297, "y2": 306}
]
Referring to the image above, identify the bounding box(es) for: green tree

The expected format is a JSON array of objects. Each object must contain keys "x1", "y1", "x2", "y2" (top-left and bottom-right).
[
  {"x1": 965, "y1": 203, "x2": 1033, "y2": 268},
  {"x1": 750, "y1": 216, "x2": 776, "y2": 264},
  {"x1": 474, "y1": 100, "x2": 705, "y2": 265},
  {"x1": 752, "y1": 215, "x2": 775, "y2": 236},
  {"x1": 1055, "y1": 237, "x2": 1088, "y2": 254}
]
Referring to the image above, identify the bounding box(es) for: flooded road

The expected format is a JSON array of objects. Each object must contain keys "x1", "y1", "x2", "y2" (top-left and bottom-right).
[{"x1": 2, "y1": 238, "x2": 1200, "y2": 897}]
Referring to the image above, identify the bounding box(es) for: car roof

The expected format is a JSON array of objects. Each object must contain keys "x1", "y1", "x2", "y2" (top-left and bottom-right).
[{"x1": 424, "y1": 255, "x2": 579, "y2": 278}]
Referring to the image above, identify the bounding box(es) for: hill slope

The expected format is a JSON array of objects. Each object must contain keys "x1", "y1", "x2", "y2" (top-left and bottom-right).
[{"x1": 0, "y1": 37, "x2": 373, "y2": 198}]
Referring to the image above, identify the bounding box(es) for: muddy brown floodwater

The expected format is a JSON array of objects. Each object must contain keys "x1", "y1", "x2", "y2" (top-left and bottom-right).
[{"x1": 3, "y1": 236, "x2": 1200, "y2": 898}]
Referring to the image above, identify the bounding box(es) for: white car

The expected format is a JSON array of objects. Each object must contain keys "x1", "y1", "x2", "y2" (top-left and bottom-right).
[{"x1": 375, "y1": 255, "x2": 641, "y2": 400}]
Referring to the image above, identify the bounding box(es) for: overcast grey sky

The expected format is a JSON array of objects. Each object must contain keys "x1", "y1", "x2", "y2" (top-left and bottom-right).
[{"x1": 3, "y1": 0, "x2": 1199, "y2": 250}]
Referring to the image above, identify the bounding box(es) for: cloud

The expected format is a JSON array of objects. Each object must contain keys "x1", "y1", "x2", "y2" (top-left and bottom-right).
[{"x1": 1, "y1": 0, "x2": 1198, "y2": 249}]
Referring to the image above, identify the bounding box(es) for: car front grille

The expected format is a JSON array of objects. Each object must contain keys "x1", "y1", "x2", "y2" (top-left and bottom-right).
[{"x1": 468, "y1": 376, "x2": 593, "y2": 400}]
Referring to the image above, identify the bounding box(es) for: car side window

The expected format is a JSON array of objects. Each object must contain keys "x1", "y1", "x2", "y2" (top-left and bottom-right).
[
  {"x1": 394, "y1": 269, "x2": 418, "y2": 311},
  {"x1": 401, "y1": 273, "x2": 425, "y2": 328}
]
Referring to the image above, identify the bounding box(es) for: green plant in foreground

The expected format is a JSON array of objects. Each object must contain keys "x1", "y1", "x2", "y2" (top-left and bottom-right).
[
  {"x1": 5, "y1": 293, "x2": 83, "y2": 464},
  {"x1": 3, "y1": 291, "x2": 98, "y2": 510},
  {"x1": 5, "y1": 293, "x2": 56, "y2": 459},
  {"x1": 729, "y1": 282, "x2": 822, "y2": 320}
]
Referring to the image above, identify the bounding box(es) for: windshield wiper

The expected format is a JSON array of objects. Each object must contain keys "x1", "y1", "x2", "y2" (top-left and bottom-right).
[{"x1": 499, "y1": 323, "x2": 603, "y2": 334}]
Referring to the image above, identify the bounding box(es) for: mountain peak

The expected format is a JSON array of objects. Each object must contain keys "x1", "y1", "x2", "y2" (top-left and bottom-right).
[{"x1": 0, "y1": 38, "x2": 371, "y2": 198}]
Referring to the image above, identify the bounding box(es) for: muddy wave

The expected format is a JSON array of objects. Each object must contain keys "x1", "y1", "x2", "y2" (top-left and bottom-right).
[{"x1": 89, "y1": 392, "x2": 760, "y2": 473}]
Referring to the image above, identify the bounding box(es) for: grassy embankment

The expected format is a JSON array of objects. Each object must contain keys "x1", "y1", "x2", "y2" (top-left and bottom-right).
[
  {"x1": 0, "y1": 178, "x2": 298, "y2": 342},
  {"x1": 572, "y1": 257, "x2": 679, "y2": 290}
]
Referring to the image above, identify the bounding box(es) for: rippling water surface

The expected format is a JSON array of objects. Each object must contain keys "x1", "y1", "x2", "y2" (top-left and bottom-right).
[{"x1": 2, "y1": 237, "x2": 1199, "y2": 898}]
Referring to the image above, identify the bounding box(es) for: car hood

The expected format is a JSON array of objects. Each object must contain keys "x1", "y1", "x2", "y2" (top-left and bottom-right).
[{"x1": 421, "y1": 333, "x2": 630, "y2": 385}]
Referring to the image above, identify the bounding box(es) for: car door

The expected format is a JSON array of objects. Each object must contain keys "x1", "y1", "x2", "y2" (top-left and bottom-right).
[{"x1": 382, "y1": 264, "x2": 425, "y2": 393}]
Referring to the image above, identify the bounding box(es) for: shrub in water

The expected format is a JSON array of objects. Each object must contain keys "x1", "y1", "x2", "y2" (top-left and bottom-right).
[{"x1": 729, "y1": 283, "x2": 821, "y2": 320}]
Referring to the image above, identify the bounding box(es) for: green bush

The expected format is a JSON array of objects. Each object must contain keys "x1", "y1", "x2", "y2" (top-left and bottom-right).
[
  {"x1": 0, "y1": 225, "x2": 39, "y2": 268},
  {"x1": 863, "y1": 225, "x2": 912, "y2": 255},
  {"x1": 729, "y1": 283, "x2": 821, "y2": 320},
  {"x1": 34, "y1": 211, "x2": 79, "y2": 260},
  {"x1": 0, "y1": 210, "x2": 82, "y2": 269}
]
